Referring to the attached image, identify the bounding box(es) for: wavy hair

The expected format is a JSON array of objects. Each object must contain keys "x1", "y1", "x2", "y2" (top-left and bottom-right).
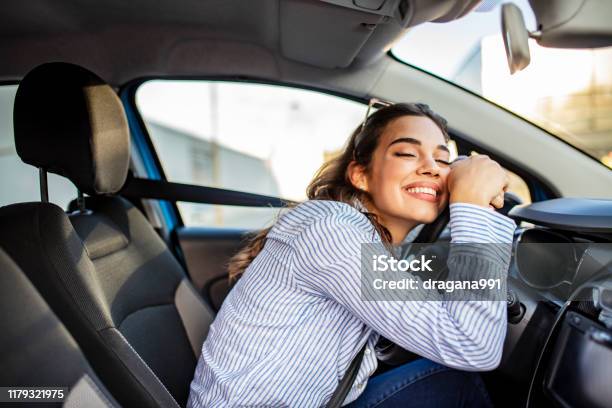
[{"x1": 227, "y1": 103, "x2": 449, "y2": 282}]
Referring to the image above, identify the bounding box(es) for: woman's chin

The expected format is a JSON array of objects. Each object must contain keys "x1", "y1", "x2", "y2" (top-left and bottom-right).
[
  {"x1": 415, "y1": 213, "x2": 440, "y2": 225},
  {"x1": 398, "y1": 208, "x2": 441, "y2": 225}
]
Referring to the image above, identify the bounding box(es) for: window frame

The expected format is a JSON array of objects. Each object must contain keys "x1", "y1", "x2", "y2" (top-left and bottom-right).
[
  {"x1": 121, "y1": 76, "x2": 558, "y2": 234},
  {"x1": 121, "y1": 77, "x2": 371, "y2": 231}
]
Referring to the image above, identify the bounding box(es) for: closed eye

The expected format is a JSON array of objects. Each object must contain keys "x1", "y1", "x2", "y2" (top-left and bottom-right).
[
  {"x1": 395, "y1": 152, "x2": 450, "y2": 165},
  {"x1": 394, "y1": 152, "x2": 416, "y2": 158}
]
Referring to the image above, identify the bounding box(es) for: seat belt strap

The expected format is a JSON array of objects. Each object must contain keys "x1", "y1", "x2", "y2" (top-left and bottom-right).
[
  {"x1": 325, "y1": 344, "x2": 367, "y2": 408},
  {"x1": 120, "y1": 176, "x2": 292, "y2": 208}
]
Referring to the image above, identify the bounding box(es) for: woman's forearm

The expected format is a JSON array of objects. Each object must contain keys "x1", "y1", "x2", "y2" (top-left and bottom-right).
[
  {"x1": 369, "y1": 203, "x2": 514, "y2": 369},
  {"x1": 292, "y1": 202, "x2": 515, "y2": 371}
]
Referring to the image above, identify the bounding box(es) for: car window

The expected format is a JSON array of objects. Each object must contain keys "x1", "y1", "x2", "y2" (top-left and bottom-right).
[
  {"x1": 392, "y1": 0, "x2": 612, "y2": 169},
  {"x1": 504, "y1": 170, "x2": 531, "y2": 205},
  {"x1": 136, "y1": 81, "x2": 367, "y2": 228},
  {"x1": 0, "y1": 85, "x2": 75, "y2": 209}
]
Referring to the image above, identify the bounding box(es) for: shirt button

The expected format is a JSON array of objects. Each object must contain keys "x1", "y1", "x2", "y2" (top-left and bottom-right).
[
  {"x1": 357, "y1": 382, "x2": 365, "y2": 390},
  {"x1": 364, "y1": 348, "x2": 371, "y2": 355}
]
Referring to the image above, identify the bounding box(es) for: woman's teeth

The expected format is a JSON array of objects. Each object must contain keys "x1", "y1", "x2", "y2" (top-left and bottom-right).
[{"x1": 405, "y1": 187, "x2": 437, "y2": 197}]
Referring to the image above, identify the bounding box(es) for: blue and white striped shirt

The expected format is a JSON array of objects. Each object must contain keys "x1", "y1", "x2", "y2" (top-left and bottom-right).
[{"x1": 188, "y1": 200, "x2": 516, "y2": 407}]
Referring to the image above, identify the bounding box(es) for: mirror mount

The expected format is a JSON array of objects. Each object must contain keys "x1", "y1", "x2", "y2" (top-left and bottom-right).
[{"x1": 529, "y1": 0, "x2": 612, "y2": 49}]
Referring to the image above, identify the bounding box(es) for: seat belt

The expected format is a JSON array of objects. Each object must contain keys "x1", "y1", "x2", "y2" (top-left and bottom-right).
[
  {"x1": 325, "y1": 344, "x2": 367, "y2": 408},
  {"x1": 119, "y1": 175, "x2": 292, "y2": 208}
]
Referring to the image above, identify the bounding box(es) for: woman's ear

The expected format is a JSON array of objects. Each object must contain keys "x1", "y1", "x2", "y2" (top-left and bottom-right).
[{"x1": 347, "y1": 161, "x2": 368, "y2": 192}]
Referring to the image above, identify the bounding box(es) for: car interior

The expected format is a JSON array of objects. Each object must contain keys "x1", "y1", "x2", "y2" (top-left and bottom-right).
[{"x1": 1, "y1": 1, "x2": 612, "y2": 408}]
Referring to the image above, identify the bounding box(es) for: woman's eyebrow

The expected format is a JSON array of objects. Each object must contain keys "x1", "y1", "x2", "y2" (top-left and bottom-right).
[{"x1": 387, "y1": 137, "x2": 450, "y2": 153}]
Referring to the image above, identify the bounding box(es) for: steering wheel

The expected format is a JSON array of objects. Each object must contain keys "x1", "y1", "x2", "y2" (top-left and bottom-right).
[{"x1": 374, "y1": 193, "x2": 523, "y2": 365}]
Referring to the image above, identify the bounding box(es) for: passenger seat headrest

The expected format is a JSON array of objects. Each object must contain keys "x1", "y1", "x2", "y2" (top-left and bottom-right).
[{"x1": 14, "y1": 62, "x2": 130, "y2": 195}]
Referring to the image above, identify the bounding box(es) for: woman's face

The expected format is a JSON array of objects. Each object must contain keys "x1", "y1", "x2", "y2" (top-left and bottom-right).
[{"x1": 356, "y1": 115, "x2": 451, "y2": 240}]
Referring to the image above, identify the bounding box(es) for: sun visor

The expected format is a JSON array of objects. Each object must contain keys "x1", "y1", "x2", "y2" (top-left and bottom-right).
[
  {"x1": 280, "y1": 0, "x2": 384, "y2": 68},
  {"x1": 280, "y1": 0, "x2": 492, "y2": 69}
]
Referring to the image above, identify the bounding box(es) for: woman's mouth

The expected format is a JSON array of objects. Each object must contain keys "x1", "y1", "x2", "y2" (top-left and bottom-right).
[{"x1": 403, "y1": 183, "x2": 441, "y2": 203}]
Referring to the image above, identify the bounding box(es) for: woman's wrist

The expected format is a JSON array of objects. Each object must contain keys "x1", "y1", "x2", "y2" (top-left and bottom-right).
[
  {"x1": 449, "y1": 202, "x2": 517, "y2": 245},
  {"x1": 449, "y1": 192, "x2": 490, "y2": 208}
]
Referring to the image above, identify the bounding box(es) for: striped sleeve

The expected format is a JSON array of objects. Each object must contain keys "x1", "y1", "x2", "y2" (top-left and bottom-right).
[
  {"x1": 449, "y1": 203, "x2": 516, "y2": 244},
  {"x1": 291, "y1": 206, "x2": 515, "y2": 371},
  {"x1": 449, "y1": 203, "x2": 516, "y2": 266}
]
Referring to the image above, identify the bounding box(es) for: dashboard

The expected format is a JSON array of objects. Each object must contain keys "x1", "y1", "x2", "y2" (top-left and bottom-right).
[
  {"x1": 510, "y1": 227, "x2": 611, "y2": 304},
  {"x1": 506, "y1": 198, "x2": 612, "y2": 309},
  {"x1": 502, "y1": 198, "x2": 612, "y2": 407}
]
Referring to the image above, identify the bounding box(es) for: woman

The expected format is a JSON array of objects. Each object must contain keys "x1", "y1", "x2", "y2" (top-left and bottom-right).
[{"x1": 188, "y1": 103, "x2": 515, "y2": 407}]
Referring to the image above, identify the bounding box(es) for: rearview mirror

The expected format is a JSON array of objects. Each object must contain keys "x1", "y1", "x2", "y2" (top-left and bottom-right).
[{"x1": 501, "y1": 3, "x2": 531, "y2": 74}]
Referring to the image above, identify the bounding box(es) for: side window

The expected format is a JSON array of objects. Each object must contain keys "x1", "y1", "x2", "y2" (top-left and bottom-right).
[
  {"x1": 135, "y1": 81, "x2": 366, "y2": 228},
  {"x1": 505, "y1": 171, "x2": 532, "y2": 204},
  {"x1": 0, "y1": 85, "x2": 75, "y2": 208}
]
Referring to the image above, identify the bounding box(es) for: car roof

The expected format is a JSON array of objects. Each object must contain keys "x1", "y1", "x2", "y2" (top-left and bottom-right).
[{"x1": 0, "y1": 0, "x2": 480, "y2": 89}]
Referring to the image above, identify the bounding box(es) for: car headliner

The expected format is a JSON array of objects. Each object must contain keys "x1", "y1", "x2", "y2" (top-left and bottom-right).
[
  {"x1": 0, "y1": 1, "x2": 365, "y2": 87},
  {"x1": 0, "y1": 0, "x2": 471, "y2": 94}
]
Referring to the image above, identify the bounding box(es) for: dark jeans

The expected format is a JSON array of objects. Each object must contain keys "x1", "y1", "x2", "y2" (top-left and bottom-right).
[{"x1": 346, "y1": 359, "x2": 493, "y2": 408}]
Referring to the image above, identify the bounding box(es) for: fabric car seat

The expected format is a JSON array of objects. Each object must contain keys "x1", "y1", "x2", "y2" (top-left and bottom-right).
[
  {"x1": 0, "y1": 247, "x2": 119, "y2": 407},
  {"x1": 0, "y1": 62, "x2": 214, "y2": 407}
]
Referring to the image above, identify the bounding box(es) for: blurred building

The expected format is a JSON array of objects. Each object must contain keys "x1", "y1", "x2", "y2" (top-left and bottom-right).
[
  {"x1": 146, "y1": 121, "x2": 280, "y2": 228},
  {"x1": 454, "y1": 37, "x2": 612, "y2": 168},
  {"x1": 0, "y1": 86, "x2": 76, "y2": 209}
]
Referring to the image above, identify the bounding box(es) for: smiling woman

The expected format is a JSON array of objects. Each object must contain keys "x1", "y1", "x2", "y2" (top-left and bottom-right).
[
  {"x1": 347, "y1": 112, "x2": 451, "y2": 243},
  {"x1": 188, "y1": 103, "x2": 516, "y2": 408}
]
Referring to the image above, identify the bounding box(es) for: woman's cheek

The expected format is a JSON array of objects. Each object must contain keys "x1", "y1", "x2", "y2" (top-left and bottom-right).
[
  {"x1": 440, "y1": 168, "x2": 451, "y2": 193},
  {"x1": 439, "y1": 193, "x2": 450, "y2": 211}
]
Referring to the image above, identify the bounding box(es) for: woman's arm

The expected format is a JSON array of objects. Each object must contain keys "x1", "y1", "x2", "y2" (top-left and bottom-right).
[{"x1": 291, "y1": 203, "x2": 515, "y2": 371}]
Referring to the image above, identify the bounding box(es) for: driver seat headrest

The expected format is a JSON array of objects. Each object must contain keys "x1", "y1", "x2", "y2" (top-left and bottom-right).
[{"x1": 14, "y1": 62, "x2": 130, "y2": 196}]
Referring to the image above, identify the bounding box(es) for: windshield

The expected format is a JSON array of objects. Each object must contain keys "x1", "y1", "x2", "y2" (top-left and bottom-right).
[{"x1": 392, "y1": 0, "x2": 612, "y2": 169}]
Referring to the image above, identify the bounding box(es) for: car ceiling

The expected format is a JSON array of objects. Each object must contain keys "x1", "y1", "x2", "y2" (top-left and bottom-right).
[{"x1": 0, "y1": 0, "x2": 481, "y2": 92}]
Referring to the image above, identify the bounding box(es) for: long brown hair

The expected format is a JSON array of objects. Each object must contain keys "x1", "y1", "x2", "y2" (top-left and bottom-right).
[{"x1": 228, "y1": 103, "x2": 449, "y2": 282}]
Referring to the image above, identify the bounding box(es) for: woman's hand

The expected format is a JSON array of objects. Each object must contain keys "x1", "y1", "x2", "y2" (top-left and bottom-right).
[{"x1": 447, "y1": 155, "x2": 509, "y2": 209}]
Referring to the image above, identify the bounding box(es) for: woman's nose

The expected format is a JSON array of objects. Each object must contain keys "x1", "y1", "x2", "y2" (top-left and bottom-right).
[{"x1": 416, "y1": 157, "x2": 440, "y2": 177}]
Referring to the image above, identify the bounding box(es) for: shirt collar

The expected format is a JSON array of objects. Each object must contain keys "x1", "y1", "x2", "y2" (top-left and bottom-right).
[{"x1": 352, "y1": 197, "x2": 368, "y2": 213}]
